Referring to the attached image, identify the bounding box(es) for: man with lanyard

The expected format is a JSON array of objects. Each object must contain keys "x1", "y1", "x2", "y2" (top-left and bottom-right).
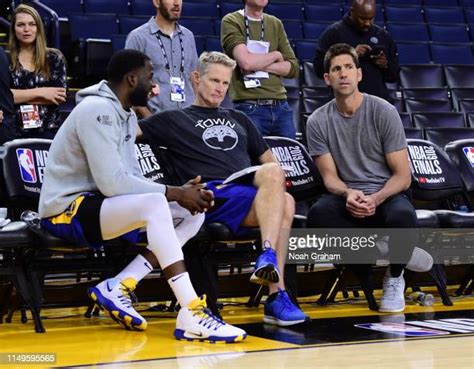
[
  {"x1": 221, "y1": 0, "x2": 299, "y2": 139},
  {"x1": 125, "y1": 0, "x2": 197, "y2": 117}
]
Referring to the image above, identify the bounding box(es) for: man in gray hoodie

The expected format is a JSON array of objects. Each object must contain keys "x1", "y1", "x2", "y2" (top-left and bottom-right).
[{"x1": 38, "y1": 50, "x2": 246, "y2": 343}]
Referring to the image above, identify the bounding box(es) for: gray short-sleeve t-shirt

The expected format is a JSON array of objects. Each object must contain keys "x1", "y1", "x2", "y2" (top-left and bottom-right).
[{"x1": 306, "y1": 93, "x2": 406, "y2": 194}]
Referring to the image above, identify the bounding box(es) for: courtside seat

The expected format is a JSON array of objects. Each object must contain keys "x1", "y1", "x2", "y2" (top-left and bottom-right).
[{"x1": 1, "y1": 139, "x2": 123, "y2": 332}]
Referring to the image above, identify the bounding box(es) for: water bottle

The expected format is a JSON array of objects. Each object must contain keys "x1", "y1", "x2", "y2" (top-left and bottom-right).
[
  {"x1": 20, "y1": 210, "x2": 41, "y2": 230},
  {"x1": 409, "y1": 291, "x2": 435, "y2": 306}
]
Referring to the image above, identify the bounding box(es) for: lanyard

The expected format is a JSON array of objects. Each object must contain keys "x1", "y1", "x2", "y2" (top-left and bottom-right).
[
  {"x1": 155, "y1": 26, "x2": 185, "y2": 76},
  {"x1": 244, "y1": 13, "x2": 265, "y2": 41}
]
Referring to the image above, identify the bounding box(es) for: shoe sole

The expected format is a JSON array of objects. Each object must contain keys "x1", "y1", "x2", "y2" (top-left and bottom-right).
[
  {"x1": 263, "y1": 315, "x2": 309, "y2": 326},
  {"x1": 88, "y1": 287, "x2": 147, "y2": 331},
  {"x1": 250, "y1": 264, "x2": 280, "y2": 285},
  {"x1": 174, "y1": 329, "x2": 247, "y2": 343},
  {"x1": 379, "y1": 307, "x2": 405, "y2": 313}
]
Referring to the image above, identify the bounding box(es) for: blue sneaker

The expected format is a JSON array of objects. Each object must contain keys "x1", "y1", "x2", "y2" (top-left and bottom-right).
[
  {"x1": 264, "y1": 289, "x2": 310, "y2": 326},
  {"x1": 250, "y1": 247, "x2": 280, "y2": 285}
]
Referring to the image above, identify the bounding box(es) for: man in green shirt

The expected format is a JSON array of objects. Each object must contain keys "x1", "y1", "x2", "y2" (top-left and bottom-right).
[{"x1": 221, "y1": 0, "x2": 299, "y2": 139}]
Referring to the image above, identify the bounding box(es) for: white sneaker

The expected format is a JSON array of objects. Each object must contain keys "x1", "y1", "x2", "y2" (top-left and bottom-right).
[
  {"x1": 174, "y1": 296, "x2": 247, "y2": 343},
  {"x1": 379, "y1": 270, "x2": 406, "y2": 313},
  {"x1": 88, "y1": 277, "x2": 147, "y2": 331}
]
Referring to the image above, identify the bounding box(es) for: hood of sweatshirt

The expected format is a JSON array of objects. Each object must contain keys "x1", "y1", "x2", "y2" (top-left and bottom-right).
[{"x1": 75, "y1": 80, "x2": 134, "y2": 122}]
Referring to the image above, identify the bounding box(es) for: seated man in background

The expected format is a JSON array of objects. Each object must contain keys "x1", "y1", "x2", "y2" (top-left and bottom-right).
[
  {"x1": 139, "y1": 51, "x2": 309, "y2": 326},
  {"x1": 39, "y1": 49, "x2": 246, "y2": 343},
  {"x1": 306, "y1": 43, "x2": 416, "y2": 313}
]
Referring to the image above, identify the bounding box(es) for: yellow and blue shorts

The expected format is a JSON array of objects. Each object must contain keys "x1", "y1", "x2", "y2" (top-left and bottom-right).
[{"x1": 41, "y1": 193, "x2": 139, "y2": 249}]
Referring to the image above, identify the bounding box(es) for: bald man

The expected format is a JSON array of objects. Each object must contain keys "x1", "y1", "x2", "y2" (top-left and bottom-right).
[{"x1": 313, "y1": 0, "x2": 399, "y2": 102}]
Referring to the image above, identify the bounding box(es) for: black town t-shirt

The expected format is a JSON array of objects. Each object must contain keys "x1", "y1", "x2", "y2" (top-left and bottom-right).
[{"x1": 139, "y1": 105, "x2": 269, "y2": 184}]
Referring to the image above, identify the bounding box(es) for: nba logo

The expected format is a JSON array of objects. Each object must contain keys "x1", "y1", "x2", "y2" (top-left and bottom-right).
[
  {"x1": 16, "y1": 148, "x2": 37, "y2": 183},
  {"x1": 462, "y1": 147, "x2": 474, "y2": 168}
]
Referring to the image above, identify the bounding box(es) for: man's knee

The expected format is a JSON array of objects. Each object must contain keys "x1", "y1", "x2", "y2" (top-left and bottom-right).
[
  {"x1": 137, "y1": 193, "x2": 169, "y2": 218},
  {"x1": 283, "y1": 193, "x2": 295, "y2": 221},
  {"x1": 385, "y1": 198, "x2": 417, "y2": 227},
  {"x1": 255, "y1": 162, "x2": 285, "y2": 187}
]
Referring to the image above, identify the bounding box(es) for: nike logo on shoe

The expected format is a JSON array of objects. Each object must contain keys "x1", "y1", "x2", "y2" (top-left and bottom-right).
[
  {"x1": 144, "y1": 262, "x2": 152, "y2": 271},
  {"x1": 185, "y1": 331, "x2": 204, "y2": 338},
  {"x1": 106, "y1": 281, "x2": 114, "y2": 292},
  {"x1": 171, "y1": 274, "x2": 184, "y2": 283}
]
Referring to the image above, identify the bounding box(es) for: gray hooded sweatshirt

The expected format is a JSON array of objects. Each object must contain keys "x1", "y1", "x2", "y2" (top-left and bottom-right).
[{"x1": 39, "y1": 80, "x2": 166, "y2": 218}]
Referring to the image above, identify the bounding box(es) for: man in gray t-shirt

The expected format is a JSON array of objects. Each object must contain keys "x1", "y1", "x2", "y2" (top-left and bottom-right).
[
  {"x1": 125, "y1": 0, "x2": 198, "y2": 117},
  {"x1": 306, "y1": 43, "x2": 417, "y2": 314}
]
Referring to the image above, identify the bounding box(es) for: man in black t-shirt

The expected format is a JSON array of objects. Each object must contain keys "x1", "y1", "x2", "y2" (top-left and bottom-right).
[{"x1": 139, "y1": 51, "x2": 309, "y2": 327}]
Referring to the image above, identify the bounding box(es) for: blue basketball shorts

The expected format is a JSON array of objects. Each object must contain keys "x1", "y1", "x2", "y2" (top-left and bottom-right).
[
  {"x1": 41, "y1": 192, "x2": 139, "y2": 249},
  {"x1": 205, "y1": 180, "x2": 257, "y2": 236}
]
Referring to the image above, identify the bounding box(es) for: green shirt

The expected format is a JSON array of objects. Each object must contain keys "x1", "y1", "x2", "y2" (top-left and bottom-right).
[{"x1": 221, "y1": 11, "x2": 299, "y2": 102}]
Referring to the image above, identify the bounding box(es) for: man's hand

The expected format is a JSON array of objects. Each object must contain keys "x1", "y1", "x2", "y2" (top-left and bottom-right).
[
  {"x1": 0, "y1": 110, "x2": 3, "y2": 124},
  {"x1": 371, "y1": 52, "x2": 388, "y2": 69},
  {"x1": 345, "y1": 189, "x2": 374, "y2": 218},
  {"x1": 167, "y1": 176, "x2": 214, "y2": 215},
  {"x1": 355, "y1": 44, "x2": 372, "y2": 57}
]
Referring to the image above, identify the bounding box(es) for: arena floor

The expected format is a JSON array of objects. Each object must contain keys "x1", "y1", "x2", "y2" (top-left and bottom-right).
[{"x1": 2, "y1": 289, "x2": 473, "y2": 368}]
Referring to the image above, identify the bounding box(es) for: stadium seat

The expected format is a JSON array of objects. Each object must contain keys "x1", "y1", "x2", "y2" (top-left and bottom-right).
[
  {"x1": 424, "y1": 7, "x2": 466, "y2": 24},
  {"x1": 302, "y1": 97, "x2": 331, "y2": 114},
  {"x1": 304, "y1": 4, "x2": 343, "y2": 22},
  {"x1": 266, "y1": 3, "x2": 304, "y2": 20},
  {"x1": 194, "y1": 35, "x2": 206, "y2": 55},
  {"x1": 83, "y1": 0, "x2": 129, "y2": 15},
  {"x1": 405, "y1": 99, "x2": 452, "y2": 113},
  {"x1": 303, "y1": 61, "x2": 327, "y2": 87},
  {"x1": 384, "y1": 0, "x2": 422, "y2": 4},
  {"x1": 466, "y1": 8, "x2": 474, "y2": 23},
  {"x1": 399, "y1": 112, "x2": 413, "y2": 128},
  {"x1": 399, "y1": 65, "x2": 446, "y2": 89},
  {"x1": 384, "y1": 6, "x2": 424, "y2": 23},
  {"x1": 430, "y1": 43, "x2": 474, "y2": 65},
  {"x1": 444, "y1": 65, "x2": 474, "y2": 88},
  {"x1": 303, "y1": 22, "x2": 330, "y2": 40},
  {"x1": 386, "y1": 23, "x2": 430, "y2": 42},
  {"x1": 402, "y1": 87, "x2": 449, "y2": 101},
  {"x1": 302, "y1": 86, "x2": 331, "y2": 98},
  {"x1": 179, "y1": 18, "x2": 215, "y2": 36},
  {"x1": 450, "y1": 89, "x2": 474, "y2": 111},
  {"x1": 413, "y1": 112, "x2": 465, "y2": 129},
  {"x1": 68, "y1": 14, "x2": 119, "y2": 41},
  {"x1": 219, "y1": 2, "x2": 241, "y2": 17},
  {"x1": 460, "y1": 100, "x2": 474, "y2": 114},
  {"x1": 295, "y1": 40, "x2": 318, "y2": 61},
  {"x1": 423, "y1": 0, "x2": 460, "y2": 5},
  {"x1": 205, "y1": 36, "x2": 222, "y2": 52},
  {"x1": 283, "y1": 20, "x2": 304, "y2": 39},
  {"x1": 111, "y1": 34, "x2": 127, "y2": 52},
  {"x1": 181, "y1": 2, "x2": 219, "y2": 18},
  {"x1": 118, "y1": 15, "x2": 148, "y2": 34},
  {"x1": 424, "y1": 127, "x2": 474, "y2": 149},
  {"x1": 429, "y1": 24, "x2": 470, "y2": 43},
  {"x1": 404, "y1": 127, "x2": 423, "y2": 139},
  {"x1": 396, "y1": 42, "x2": 431, "y2": 64},
  {"x1": 287, "y1": 97, "x2": 302, "y2": 140},
  {"x1": 129, "y1": 0, "x2": 155, "y2": 15},
  {"x1": 468, "y1": 112, "x2": 474, "y2": 126},
  {"x1": 41, "y1": 0, "x2": 83, "y2": 18}
]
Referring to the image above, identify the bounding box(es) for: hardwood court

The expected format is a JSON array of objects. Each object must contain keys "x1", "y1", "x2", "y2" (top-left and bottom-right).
[{"x1": 1, "y1": 290, "x2": 473, "y2": 368}]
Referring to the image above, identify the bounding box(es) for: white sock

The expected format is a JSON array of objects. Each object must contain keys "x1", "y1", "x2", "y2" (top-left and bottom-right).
[
  {"x1": 115, "y1": 254, "x2": 153, "y2": 283},
  {"x1": 167, "y1": 272, "x2": 198, "y2": 307}
]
